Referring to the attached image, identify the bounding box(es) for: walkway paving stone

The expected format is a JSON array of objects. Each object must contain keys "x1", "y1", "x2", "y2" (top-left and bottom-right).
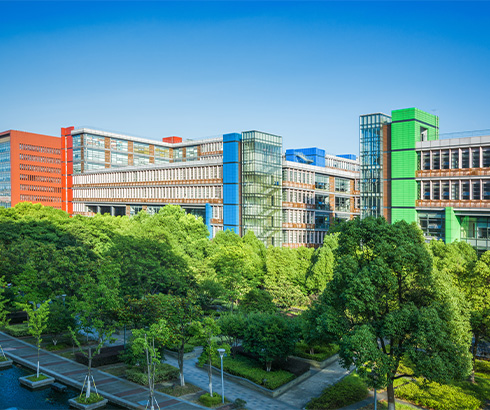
[{"x1": 0, "y1": 331, "x2": 206, "y2": 410}]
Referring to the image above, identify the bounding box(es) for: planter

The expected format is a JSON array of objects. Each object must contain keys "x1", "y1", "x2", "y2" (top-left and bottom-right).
[
  {"x1": 68, "y1": 397, "x2": 108, "y2": 410},
  {"x1": 291, "y1": 353, "x2": 339, "y2": 369},
  {"x1": 19, "y1": 374, "x2": 56, "y2": 389},
  {"x1": 0, "y1": 358, "x2": 13, "y2": 368}
]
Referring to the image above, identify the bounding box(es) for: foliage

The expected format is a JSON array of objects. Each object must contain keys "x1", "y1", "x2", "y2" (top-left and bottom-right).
[
  {"x1": 199, "y1": 392, "x2": 224, "y2": 407},
  {"x1": 46, "y1": 299, "x2": 75, "y2": 345},
  {"x1": 209, "y1": 354, "x2": 295, "y2": 390},
  {"x1": 217, "y1": 312, "x2": 246, "y2": 353},
  {"x1": 394, "y1": 379, "x2": 482, "y2": 410},
  {"x1": 305, "y1": 373, "x2": 369, "y2": 410},
  {"x1": 19, "y1": 299, "x2": 51, "y2": 378},
  {"x1": 313, "y1": 217, "x2": 472, "y2": 409},
  {"x1": 475, "y1": 359, "x2": 490, "y2": 374},
  {"x1": 158, "y1": 383, "x2": 202, "y2": 397},
  {"x1": 305, "y1": 234, "x2": 338, "y2": 295},
  {"x1": 126, "y1": 363, "x2": 179, "y2": 385},
  {"x1": 75, "y1": 393, "x2": 105, "y2": 404},
  {"x1": 242, "y1": 313, "x2": 301, "y2": 371},
  {"x1": 0, "y1": 276, "x2": 9, "y2": 329},
  {"x1": 239, "y1": 289, "x2": 276, "y2": 314},
  {"x1": 3, "y1": 323, "x2": 30, "y2": 337},
  {"x1": 294, "y1": 341, "x2": 339, "y2": 362}
]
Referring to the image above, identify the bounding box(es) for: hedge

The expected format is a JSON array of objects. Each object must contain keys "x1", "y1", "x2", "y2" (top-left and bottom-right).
[
  {"x1": 294, "y1": 342, "x2": 339, "y2": 362},
  {"x1": 3, "y1": 323, "x2": 30, "y2": 337},
  {"x1": 126, "y1": 363, "x2": 179, "y2": 386},
  {"x1": 306, "y1": 373, "x2": 368, "y2": 410},
  {"x1": 475, "y1": 359, "x2": 490, "y2": 375},
  {"x1": 208, "y1": 354, "x2": 295, "y2": 390},
  {"x1": 75, "y1": 345, "x2": 125, "y2": 367},
  {"x1": 199, "y1": 392, "x2": 224, "y2": 407}
]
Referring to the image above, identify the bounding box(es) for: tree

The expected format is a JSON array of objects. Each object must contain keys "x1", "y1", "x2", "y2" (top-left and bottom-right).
[
  {"x1": 194, "y1": 317, "x2": 229, "y2": 397},
  {"x1": 69, "y1": 267, "x2": 121, "y2": 399},
  {"x1": 305, "y1": 233, "x2": 338, "y2": 295},
  {"x1": 0, "y1": 276, "x2": 10, "y2": 360},
  {"x1": 242, "y1": 313, "x2": 300, "y2": 371},
  {"x1": 239, "y1": 289, "x2": 276, "y2": 314},
  {"x1": 19, "y1": 299, "x2": 51, "y2": 378},
  {"x1": 46, "y1": 299, "x2": 75, "y2": 346},
  {"x1": 131, "y1": 319, "x2": 171, "y2": 410},
  {"x1": 314, "y1": 217, "x2": 472, "y2": 410},
  {"x1": 217, "y1": 312, "x2": 246, "y2": 357},
  {"x1": 162, "y1": 294, "x2": 202, "y2": 386}
]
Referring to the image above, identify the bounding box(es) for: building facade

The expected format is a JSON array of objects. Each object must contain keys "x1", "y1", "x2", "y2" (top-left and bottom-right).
[
  {"x1": 65, "y1": 127, "x2": 359, "y2": 247},
  {"x1": 0, "y1": 130, "x2": 62, "y2": 210},
  {"x1": 360, "y1": 107, "x2": 490, "y2": 253}
]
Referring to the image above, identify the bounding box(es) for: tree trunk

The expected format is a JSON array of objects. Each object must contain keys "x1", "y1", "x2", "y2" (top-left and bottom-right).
[
  {"x1": 310, "y1": 347, "x2": 314, "y2": 355},
  {"x1": 469, "y1": 333, "x2": 479, "y2": 383},
  {"x1": 86, "y1": 347, "x2": 92, "y2": 399},
  {"x1": 386, "y1": 382, "x2": 396, "y2": 410},
  {"x1": 208, "y1": 357, "x2": 213, "y2": 397},
  {"x1": 37, "y1": 342, "x2": 40, "y2": 378},
  {"x1": 266, "y1": 361, "x2": 272, "y2": 372},
  {"x1": 178, "y1": 343, "x2": 185, "y2": 387}
]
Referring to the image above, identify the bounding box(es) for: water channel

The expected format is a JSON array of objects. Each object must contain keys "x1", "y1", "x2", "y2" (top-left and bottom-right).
[{"x1": 0, "y1": 364, "x2": 123, "y2": 409}]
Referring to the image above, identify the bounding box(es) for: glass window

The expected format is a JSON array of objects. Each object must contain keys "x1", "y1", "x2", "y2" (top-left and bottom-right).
[
  {"x1": 155, "y1": 147, "x2": 170, "y2": 158},
  {"x1": 134, "y1": 155, "x2": 149, "y2": 166},
  {"x1": 483, "y1": 181, "x2": 490, "y2": 200},
  {"x1": 473, "y1": 180, "x2": 481, "y2": 200},
  {"x1": 432, "y1": 181, "x2": 440, "y2": 200},
  {"x1": 441, "y1": 151, "x2": 449, "y2": 169},
  {"x1": 462, "y1": 149, "x2": 470, "y2": 168},
  {"x1": 472, "y1": 148, "x2": 480, "y2": 168},
  {"x1": 335, "y1": 178, "x2": 350, "y2": 193},
  {"x1": 85, "y1": 149, "x2": 105, "y2": 162},
  {"x1": 85, "y1": 134, "x2": 105, "y2": 148},
  {"x1": 423, "y1": 182, "x2": 430, "y2": 200},
  {"x1": 423, "y1": 152, "x2": 430, "y2": 170},
  {"x1": 111, "y1": 152, "x2": 128, "y2": 166},
  {"x1": 462, "y1": 181, "x2": 470, "y2": 200},
  {"x1": 133, "y1": 142, "x2": 150, "y2": 155},
  {"x1": 335, "y1": 196, "x2": 350, "y2": 212},
  {"x1": 451, "y1": 181, "x2": 459, "y2": 200},
  {"x1": 432, "y1": 152, "x2": 440, "y2": 170},
  {"x1": 186, "y1": 146, "x2": 198, "y2": 158},
  {"x1": 451, "y1": 150, "x2": 459, "y2": 169},
  {"x1": 72, "y1": 135, "x2": 81, "y2": 148},
  {"x1": 315, "y1": 174, "x2": 330, "y2": 190},
  {"x1": 73, "y1": 148, "x2": 82, "y2": 161},
  {"x1": 111, "y1": 138, "x2": 128, "y2": 152},
  {"x1": 442, "y1": 181, "x2": 450, "y2": 200}
]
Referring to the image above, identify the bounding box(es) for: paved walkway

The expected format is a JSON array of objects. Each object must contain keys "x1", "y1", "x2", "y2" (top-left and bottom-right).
[
  {"x1": 164, "y1": 350, "x2": 350, "y2": 410},
  {"x1": 0, "y1": 331, "x2": 206, "y2": 410}
]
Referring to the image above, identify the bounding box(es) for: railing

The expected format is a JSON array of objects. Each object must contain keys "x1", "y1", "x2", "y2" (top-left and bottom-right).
[
  {"x1": 416, "y1": 168, "x2": 490, "y2": 178},
  {"x1": 416, "y1": 200, "x2": 490, "y2": 208}
]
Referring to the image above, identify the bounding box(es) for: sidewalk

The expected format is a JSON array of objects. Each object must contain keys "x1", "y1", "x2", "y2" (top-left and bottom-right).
[
  {"x1": 0, "y1": 331, "x2": 206, "y2": 410},
  {"x1": 164, "y1": 350, "x2": 351, "y2": 410}
]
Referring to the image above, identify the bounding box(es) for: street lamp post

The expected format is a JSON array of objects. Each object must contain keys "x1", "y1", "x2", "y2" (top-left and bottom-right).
[{"x1": 217, "y1": 348, "x2": 226, "y2": 403}]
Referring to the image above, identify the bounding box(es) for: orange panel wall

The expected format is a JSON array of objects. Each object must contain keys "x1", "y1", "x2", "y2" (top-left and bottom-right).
[{"x1": 9, "y1": 130, "x2": 63, "y2": 209}]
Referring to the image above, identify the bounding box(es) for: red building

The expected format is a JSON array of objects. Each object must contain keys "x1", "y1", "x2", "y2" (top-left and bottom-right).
[{"x1": 0, "y1": 130, "x2": 63, "y2": 210}]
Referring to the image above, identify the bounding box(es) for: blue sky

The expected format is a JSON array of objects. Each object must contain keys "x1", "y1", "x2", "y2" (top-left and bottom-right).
[{"x1": 1, "y1": 1, "x2": 489, "y2": 155}]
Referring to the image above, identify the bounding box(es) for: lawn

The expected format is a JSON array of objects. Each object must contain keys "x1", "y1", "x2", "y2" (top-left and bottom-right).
[{"x1": 358, "y1": 400, "x2": 420, "y2": 410}]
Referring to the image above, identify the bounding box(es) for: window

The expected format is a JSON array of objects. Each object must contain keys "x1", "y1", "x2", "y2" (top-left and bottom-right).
[
  {"x1": 472, "y1": 148, "x2": 480, "y2": 168},
  {"x1": 451, "y1": 150, "x2": 459, "y2": 169},
  {"x1": 432, "y1": 152, "x2": 440, "y2": 170},
  {"x1": 462, "y1": 149, "x2": 470, "y2": 168}
]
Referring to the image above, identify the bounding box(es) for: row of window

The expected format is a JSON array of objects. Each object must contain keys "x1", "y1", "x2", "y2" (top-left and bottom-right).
[
  {"x1": 283, "y1": 189, "x2": 315, "y2": 205},
  {"x1": 19, "y1": 144, "x2": 60, "y2": 155},
  {"x1": 282, "y1": 230, "x2": 327, "y2": 245},
  {"x1": 283, "y1": 168, "x2": 315, "y2": 185},
  {"x1": 325, "y1": 157, "x2": 359, "y2": 172},
  {"x1": 19, "y1": 174, "x2": 61, "y2": 183},
  {"x1": 19, "y1": 164, "x2": 60, "y2": 173},
  {"x1": 19, "y1": 154, "x2": 61, "y2": 164},
  {"x1": 418, "y1": 147, "x2": 490, "y2": 170},
  {"x1": 282, "y1": 209, "x2": 315, "y2": 225},
  {"x1": 19, "y1": 195, "x2": 61, "y2": 203},
  {"x1": 419, "y1": 180, "x2": 490, "y2": 201},
  {"x1": 74, "y1": 185, "x2": 223, "y2": 200},
  {"x1": 20, "y1": 185, "x2": 62, "y2": 193},
  {"x1": 74, "y1": 165, "x2": 222, "y2": 185}
]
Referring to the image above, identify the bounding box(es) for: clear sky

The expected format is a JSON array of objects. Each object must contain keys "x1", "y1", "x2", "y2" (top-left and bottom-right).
[{"x1": 1, "y1": 1, "x2": 489, "y2": 155}]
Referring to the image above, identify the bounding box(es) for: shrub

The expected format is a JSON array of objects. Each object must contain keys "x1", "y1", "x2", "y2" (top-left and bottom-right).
[
  {"x1": 475, "y1": 359, "x2": 490, "y2": 375},
  {"x1": 306, "y1": 373, "x2": 369, "y2": 409},
  {"x1": 75, "y1": 345, "x2": 124, "y2": 367},
  {"x1": 126, "y1": 363, "x2": 179, "y2": 386},
  {"x1": 395, "y1": 379, "x2": 481, "y2": 410},
  {"x1": 294, "y1": 341, "x2": 339, "y2": 362},
  {"x1": 0, "y1": 356, "x2": 8, "y2": 362},
  {"x1": 239, "y1": 289, "x2": 277, "y2": 314},
  {"x1": 76, "y1": 393, "x2": 104, "y2": 404},
  {"x1": 205, "y1": 354, "x2": 295, "y2": 390},
  {"x1": 4, "y1": 323, "x2": 30, "y2": 337},
  {"x1": 199, "y1": 392, "x2": 224, "y2": 407}
]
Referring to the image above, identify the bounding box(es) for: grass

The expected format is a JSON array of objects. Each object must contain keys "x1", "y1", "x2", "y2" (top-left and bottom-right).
[
  {"x1": 305, "y1": 372, "x2": 369, "y2": 410},
  {"x1": 76, "y1": 393, "x2": 105, "y2": 404},
  {"x1": 206, "y1": 354, "x2": 296, "y2": 390},
  {"x1": 294, "y1": 341, "x2": 340, "y2": 362},
  {"x1": 27, "y1": 374, "x2": 49, "y2": 382},
  {"x1": 0, "y1": 355, "x2": 9, "y2": 362},
  {"x1": 126, "y1": 363, "x2": 179, "y2": 386},
  {"x1": 358, "y1": 400, "x2": 420, "y2": 410},
  {"x1": 393, "y1": 359, "x2": 490, "y2": 410},
  {"x1": 158, "y1": 383, "x2": 202, "y2": 397},
  {"x1": 45, "y1": 342, "x2": 71, "y2": 351}
]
